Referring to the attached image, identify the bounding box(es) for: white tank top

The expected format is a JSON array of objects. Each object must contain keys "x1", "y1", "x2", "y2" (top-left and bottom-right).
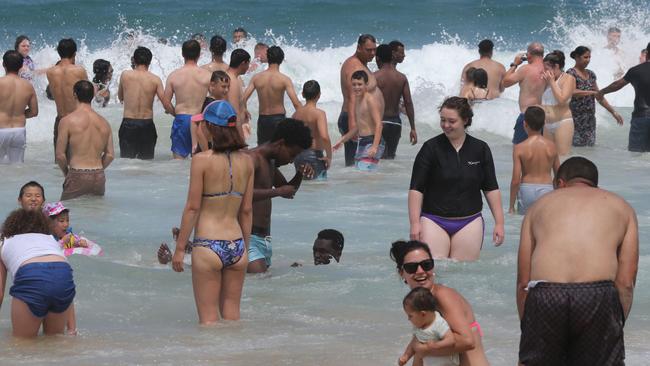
[
  {"x1": 1, "y1": 233, "x2": 65, "y2": 277},
  {"x1": 542, "y1": 73, "x2": 565, "y2": 105}
]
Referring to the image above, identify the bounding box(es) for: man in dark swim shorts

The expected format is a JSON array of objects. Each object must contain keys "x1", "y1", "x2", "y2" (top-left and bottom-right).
[{"x1": 516, "y1": 157, "x2": 638, "y2": 366}]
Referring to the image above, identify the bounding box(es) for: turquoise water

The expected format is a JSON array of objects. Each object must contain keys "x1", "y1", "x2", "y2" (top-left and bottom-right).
[{"x1": 0, "y1": 1, "x2": 649, "y2": 365}]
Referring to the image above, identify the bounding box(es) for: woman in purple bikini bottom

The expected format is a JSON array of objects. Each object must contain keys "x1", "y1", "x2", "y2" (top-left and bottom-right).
[{"x1": 408, "y1": 97, "x2": 504, "y2": 261}]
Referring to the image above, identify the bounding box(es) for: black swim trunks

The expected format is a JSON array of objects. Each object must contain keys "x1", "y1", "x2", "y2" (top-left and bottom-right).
[
  {"x1": 257, "y1": 114, "x2": 285, "y2": 145},
  {"x1": 382, "y1": 115, "x2": 402, "y2": 159},
  {"x1": 519, "y1": 280, "x2": 625, "y2": 366},
  {"x1": 337, "y1": 112, "x2": 357, "y2": 167},
  {"x1": 118, "y1": 118, "x2": 157, "y2": 159}
]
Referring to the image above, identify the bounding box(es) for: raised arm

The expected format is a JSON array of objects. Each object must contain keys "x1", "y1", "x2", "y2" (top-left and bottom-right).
[
  {"x1": 517, "y1": 212, "x2": 535, "y2": 320},
  {"x1": 615, "y1": 205, "x2": 639, "y2": 320},
  {"x1": 501, "y1": 56, "x2": 525, "y2": 89},
  {"x1": 172, "y1": 157, "x2": 204, "y2": 272},
  {"x1": 545, "y1": 72, "x2": 575, "y2": 106}
]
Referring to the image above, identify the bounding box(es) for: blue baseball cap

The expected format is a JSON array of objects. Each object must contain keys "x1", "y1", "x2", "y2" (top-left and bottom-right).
[{"x1": 191, "y1": 100, "x2": 237, "y2": 127}]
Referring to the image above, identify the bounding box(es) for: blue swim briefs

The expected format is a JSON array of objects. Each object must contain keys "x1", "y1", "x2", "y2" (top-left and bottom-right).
[{"x1": 170, "y1": 114, "x2": 192, "y2": 158}]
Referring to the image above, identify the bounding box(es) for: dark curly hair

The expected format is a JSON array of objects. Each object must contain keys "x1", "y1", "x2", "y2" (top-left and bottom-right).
[
  {"x1": 1, "y1": 209, "x2": 51, "y2": 240},
  {"x1": 271, "y1": 118, "x2": 312, "y2": 149},
  {"x1": 439, "y1": 96, "x2": 474, "y2": 127}
]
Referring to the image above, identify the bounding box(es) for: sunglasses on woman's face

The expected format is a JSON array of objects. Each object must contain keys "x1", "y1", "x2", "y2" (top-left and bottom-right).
[{"x1": 402, "y1": 259, "x2": 434, "y2": 274}]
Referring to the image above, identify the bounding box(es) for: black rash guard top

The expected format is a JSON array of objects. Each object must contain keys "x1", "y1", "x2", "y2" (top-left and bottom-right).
[{"x1": 409, "y1": 133, "x2": 499, "y2": 218}]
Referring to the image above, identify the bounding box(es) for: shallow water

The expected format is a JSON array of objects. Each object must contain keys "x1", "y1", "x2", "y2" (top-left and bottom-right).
[{"x1": 2, "y1": 0, "x2": 650, "y2": 364}]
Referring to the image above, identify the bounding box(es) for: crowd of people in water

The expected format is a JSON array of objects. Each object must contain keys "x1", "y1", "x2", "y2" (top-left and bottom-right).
[{"x1": 0, "y1": 25, "x2": 647, "y2": 365}]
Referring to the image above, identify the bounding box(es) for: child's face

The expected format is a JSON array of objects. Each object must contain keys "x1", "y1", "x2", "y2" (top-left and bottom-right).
[
  {"x1": 351, "y1": 78, "x2": 367, "y2": 96},
  {"x1": 209, "y1": 80, "x2": 230, "y2": 99},
  {"x1": 404, "y1": 304, "x2": 433, "y2": 329},
  {"x1": 51, "y1": 211, "x2": 70, "y2": 238}
]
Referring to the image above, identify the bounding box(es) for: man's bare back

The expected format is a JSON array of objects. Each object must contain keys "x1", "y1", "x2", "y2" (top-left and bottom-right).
[
  {"x1": 56, "y1": 104, "x2": 113, "y2": 170},
  {"x1": 47, "y1": 62, "x2": 88, "y2": 117},
  {"x1": 461, "y1": 58, "x2": 506, "y2": 99},
  {"x1": 0, "y1": 74, "x2": 37, "y2": 128},
  {"x1": 292, "y1": 104, "x2": 329, "y2": 151},
  {"x1": 201, "y1": 61, "x2": 228, "y2": 74},
  {"x1": 244, "y1": 67, "x2": 301, "y2": 115},
  {"x1": 375, "y1": 67, "x2": 408, "y2": 118},
  {"x1": 118, "y1": 69, "x2": 167, "y2": 119},
  {"x1": 525, "y1": 186, "x2": 636, "y2": 284},
  {"x1": 515, "y1": 136, "x2": 559, "y2": 184},
  {"x1": 511, "y1": 63, "x2": 546, "y2": 112},
  {"x1": 164, "y1": 65, "x2": 211, "y2": 114}
]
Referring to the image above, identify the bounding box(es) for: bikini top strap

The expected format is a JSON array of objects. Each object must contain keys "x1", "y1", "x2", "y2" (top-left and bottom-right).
[{"x1": 226, "y1": 151, "x2": 234, "y2": 194}]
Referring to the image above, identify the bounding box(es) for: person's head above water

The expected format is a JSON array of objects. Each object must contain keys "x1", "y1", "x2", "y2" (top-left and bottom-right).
[
  {"x1": 313, "y1": 229, "x2": 344, "y2": 265},
  {"x1": 18, "y1": 181, "x2": 45, "y2": 211},
  {"x1": 92, "y1": 59, "x2": 112, "y2": 84},
  {"x1": 232, "y1": 27, "x2": 247, "y2": 43},
  {"x1": 229, "y1": 49, "x2": 251, "y2": 71},
  {"x1": 3, "y1": 50, "x2": 23, "y2": 74},
  {"x1": 523, "y1": 105, "x2": 545, "y2": 132},
  {"x1": 607, "y1": 27, "x2": 621, "y2": 48},
  {"x1": 472, "y1": 68, "x2": 488, "y2": 89},
  {"x1": 356, "y1": 34, "x2": 377, "y2": 63},
  {"x1": 269, "y1": 118, "x2": 313, "y2": 165},
  {"x1": 133, "y1": 46, "x2": 153, "y2": 67},
  {"x1": 554, "y1": 156, "x2": 598, "y2": 188},
  {"x1": 570, "y1": 46, "x2": 591, "y2": 68},
  {"x1": 302, "y1": 80, "x2": 320, "y2": 101},
  {"x1": 543, "y1": 50, "x2": 565, "y2": 75},
  {"x1": 267, "y1": 46, "x2": 284, "y2": 65},
  {"x1": 57, "y1": 38, "x2": 77, "y2": 59},
  {"x1": 14, "y1": 35, "x2": 30, "y2": 57},
  {"x1": 209, "y1": 35, "x2": 227, "y2": 57},
  {"x1": 255, "y1": 43, "x2": 269, "y2": 63},
  {"x1": 351, "y1": 70, "x2": 369, "y2": 96},
  {"x1": 526, "y1": 42, "x2": 544, "y2": 61},
  {"x1": 439, "y1": 96, "x2": 473, "y2": 129},
  {"x1": 73, "y1": 80, "x2": 94, "y2": 104},
  {"x1": 42, "y1": 201, "x2": 70, "y2": 240},
  {"x1": 1, "y1": 209, "x2": 51, "y2": 240},
  {"x1": 478, "y1": 39, "x2": 494, "y2": 57},
  {"x1": 182, "y1": 39, "x2": 201, "y2": 61},
  {"x1": 389, "y1": 40, "x2": 405, "y2": 64},
  {"x1": 376, "y1": 44, "x2": 392, "y2": 67},
  {"x1": 390, "y1": 240, "x2": 435, "y2": 289}
]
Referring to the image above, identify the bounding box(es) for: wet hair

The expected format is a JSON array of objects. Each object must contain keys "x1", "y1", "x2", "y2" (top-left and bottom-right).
[
  {"x1": 555, "y1": 156, "x2": 598, "y2": 187},
  {"x1": 524, "y1": 106, "x2": 545, "y2": 131},
  {"x1": 57, "y1": 38, "x2": 77, "y2": 58},
  {"x1": 472, "y1": 68, "x2": 488, "y2": 88},
  {"x1": 271, "y1": 118, "x2": 312, "y2": 149},
  {"x1": 376, "y1": 44, "x2": 392, "y2": 64},
  {"x1": 233, "y1": 27, "x2": 247, "y2": 37},
  {"x1": 544, "y1": 50, "x2": 565, "y2": 70},
  {"x1": 570, "y1": 46, "x2": 591, "y2": 60},
  {"x1": 92, "y1": 59, "x2": 111, "y2": 84},
  {"x1": 267, "y1": 46, "x2": 284, "y2": 65},
  {"x1": 18, "y1": 181, "x2": 45, "y2": 199},
  {"x1": 464, "y1": 67, "x2": 476, "y2": 83},
  {"x1": 302, "y1": 80, "x2": 320, "y2": 100},
  {"x1": 191, "y1": 33, "x2": 206, "y2": 43},
  {"x1": 351, "y1": 70, "x2": 368, "y2": 83},
  {"x1": 389, "y1": 240, "x2": 433, "y2": 271},
  {"x1": 478, "y1": 39, "x2": 494, "y2": 56},
  {"x1": 209, "y1": 35, "x2": 226, "y2": 56},
  {"x1": 439, "y1": 96, "x2": 474, "y2": 127},
  {"x1": 133, "y1": 46, "x2": 153, "y2": 66},
  {"x1": 403, "y1": 287, "x2": 437, "y2": 312},
  {"x1": 14, "y1": 35, "x2": 30, "y2": 51},
  {"x1": 608, "y1": 27, "x2": 621, "y2": 34},
  {"x1": 1, "y1": 209, "x2": 51, "y2": 240},
  {"x1": 182, "y1": 39, "x2": 201, "y2": 61},
  {"x1": 73, "y1": 80, "x2": 95, "y2": 103},
  {"x1": 3, "y1": 50, "x2": 24, "y2": 73},
  {"x1": 317, "y1": 229, "x2": 344, "y2": 250},
  {"x1": 229, "y1": 49, "x2": 251, "y2": 68},
  {"x1": 527, "y1": 42, "x2": 544, "y2": 57},
  {"x1": 357, "y1": 34, "x2": 376, "y2": 46},
  {"x1": 207, "y1": 123, "x2": 247, "y2": 153},
  {"x1": 210, "y1": 70, "x2": 230, "y2": 83},
  {"x1": 389, "y1": 40, "x2": 404, "y2": 51}
]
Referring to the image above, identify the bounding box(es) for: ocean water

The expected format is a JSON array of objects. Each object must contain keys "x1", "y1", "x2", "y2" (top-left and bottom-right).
[{"x1": 1, "y1": 1, "x2": 649, "y2": 364}]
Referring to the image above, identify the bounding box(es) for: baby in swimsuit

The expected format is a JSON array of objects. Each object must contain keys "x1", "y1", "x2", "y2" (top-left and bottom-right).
[{"x1": 399, "y1": 287, "x2": 459, "y2": 366}]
